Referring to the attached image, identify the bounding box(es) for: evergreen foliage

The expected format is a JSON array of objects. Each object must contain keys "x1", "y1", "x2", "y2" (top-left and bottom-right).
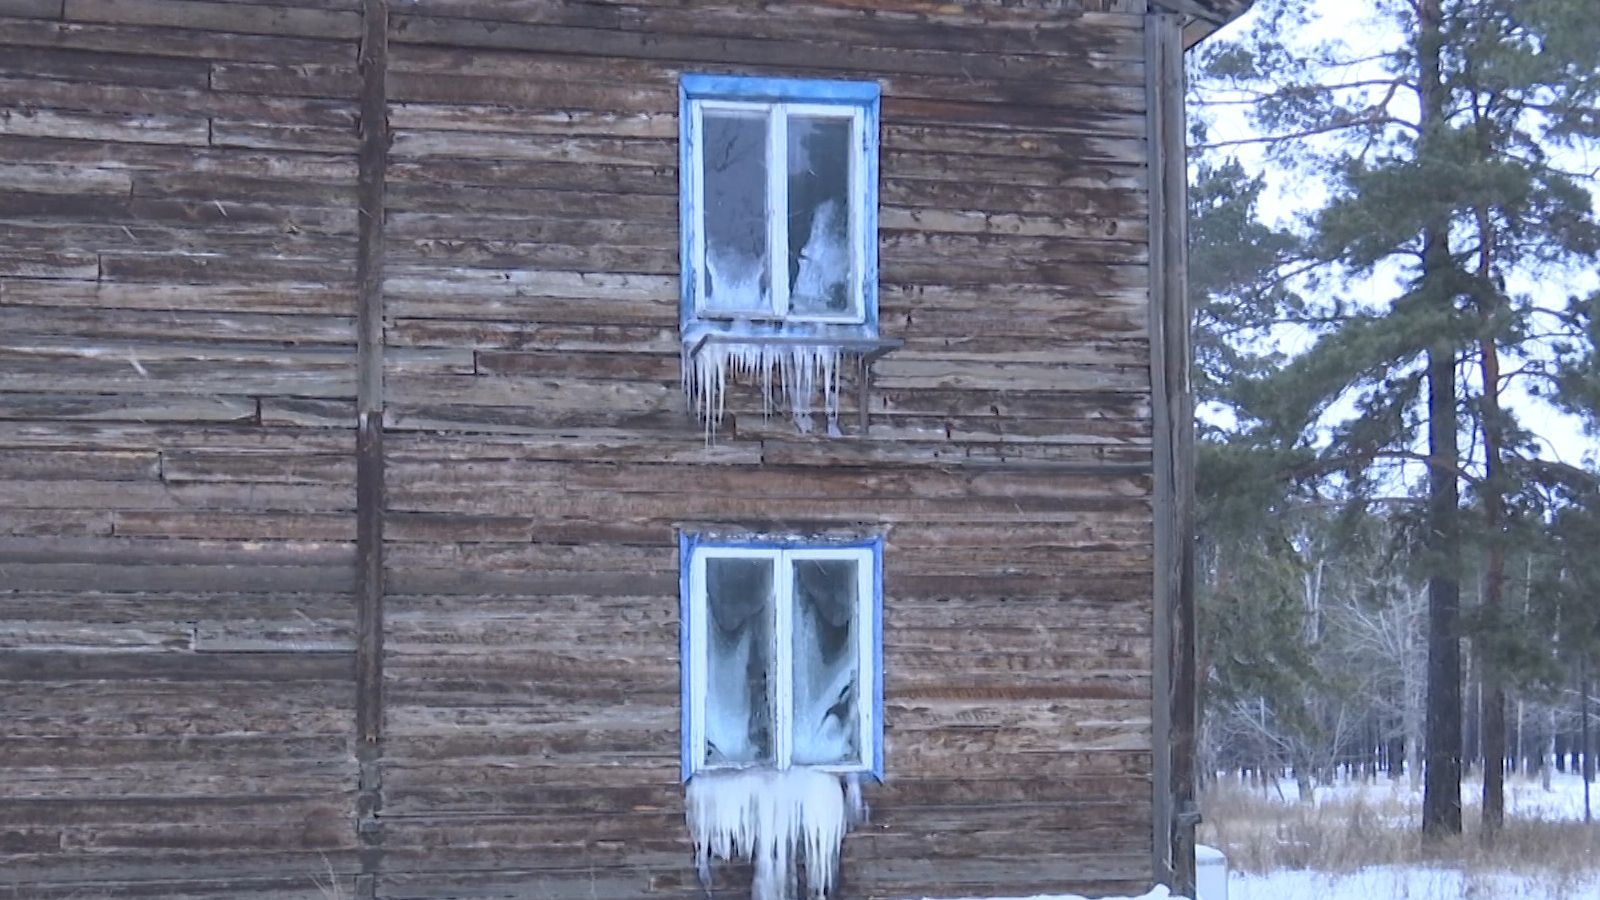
[{"x1": 1189, "y1": 0, "x2": 1600, "y2": 835}]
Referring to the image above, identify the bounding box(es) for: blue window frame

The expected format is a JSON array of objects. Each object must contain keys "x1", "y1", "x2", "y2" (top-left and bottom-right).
[
  {"x1": 679, "y1": 74, "x2": 881, "y2": 342},
  {"x1": 679, "y1": 533, "x2": 884, "y2": 780}
]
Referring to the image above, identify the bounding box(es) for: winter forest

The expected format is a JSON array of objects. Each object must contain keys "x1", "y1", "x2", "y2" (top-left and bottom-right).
[{"x1": 1188, "y1": 0, "x2": 1600, "y2": 844}]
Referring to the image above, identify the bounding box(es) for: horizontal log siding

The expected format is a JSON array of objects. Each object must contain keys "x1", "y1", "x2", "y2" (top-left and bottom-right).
[
  {"x1": 2, "y1": 0, "x2": 1160, "y2": 897},
  {"x1": 378, "y1": 0, "x2": 1155, "y2": 898},
  {"x1": 0, "y1": 0, "x2": 364, "y2": 896}
]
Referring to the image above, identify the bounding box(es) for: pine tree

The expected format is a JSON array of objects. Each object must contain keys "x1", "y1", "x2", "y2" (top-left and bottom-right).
[{"x1": 1191, "y1": 0, "x2": 1600, "y2": 837}]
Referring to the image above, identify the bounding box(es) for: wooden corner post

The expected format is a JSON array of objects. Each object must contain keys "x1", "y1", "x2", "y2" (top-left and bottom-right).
[
  {"x1": 355, "y1": 1, "x2": 390, "y2": 897},
  {"x1": 1145, "y1": 7, "x2": 1199, "y2": 895}
]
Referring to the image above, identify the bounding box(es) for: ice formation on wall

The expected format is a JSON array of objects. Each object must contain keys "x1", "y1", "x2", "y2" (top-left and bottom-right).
[
  {"x1": 684, "y1": 338, "x2": 844, "y2": 439},
  {"x1": 686, "y1": 767, "x2": 866, "y2": 900}
]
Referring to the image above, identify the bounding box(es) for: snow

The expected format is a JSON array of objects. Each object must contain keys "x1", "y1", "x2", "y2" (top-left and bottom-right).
[
  {"x1": 921, "y1": 889, "x2": 1182, "y2": 900},
  {"x1": 1215, "y1": 773, "x2": 1600, "y2": 899},
  {"x1": 684, "y1": 336, "x2": 843, "y2": 438},
  {"x1": 1233, "y1": 771, "x2": 1598, "y2": 823},
  {"x1": 686, "y1": 767, "x2": 858, "y2": 900},
  {"x1": 1231, "y1": 867, "x2": 1600, "y2": 900}
]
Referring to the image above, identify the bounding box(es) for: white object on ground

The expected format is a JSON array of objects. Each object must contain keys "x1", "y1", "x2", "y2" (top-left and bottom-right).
[
  {"x1": 922, "y1": 888, "x2": 1184, "y2": 900},
  {"x1": 1195, "y1": 844, "x2": 1228, "y2": 900}
]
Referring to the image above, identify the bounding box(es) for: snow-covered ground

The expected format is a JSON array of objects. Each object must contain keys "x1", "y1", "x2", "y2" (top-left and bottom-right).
[
  {"x1": 1233, "y1": 770, "x2": 1598, "y2": 822},
  {"x1": 921, "y1": 883, "x2": 1184, "y2": 890},
  {"x1": 1217, "y1": 772, "x2": 1600, "y2": 900},
  {"x1": 1232, "y1": 867, "x2": 1600, "y2": 900}
]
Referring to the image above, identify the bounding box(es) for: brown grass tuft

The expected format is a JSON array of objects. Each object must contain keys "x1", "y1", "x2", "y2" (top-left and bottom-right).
[{"x1": 1200, "y1": 775, "x2": 1600, "y2": 890}]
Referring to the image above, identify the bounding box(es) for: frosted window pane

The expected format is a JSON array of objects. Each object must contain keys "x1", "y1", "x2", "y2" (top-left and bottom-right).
[
  {"x1": 701, "y1": 110, "x2": 771, "y2": 313},
  {"x1": 704, "y1": 557, "x2": 775, "y2": 765},
  {"x1": 790, "y1": 559, "x2": 860, "y2": 766},
  {"x1": 786, "y1": 115, "x2": 853, "y2": 317}
]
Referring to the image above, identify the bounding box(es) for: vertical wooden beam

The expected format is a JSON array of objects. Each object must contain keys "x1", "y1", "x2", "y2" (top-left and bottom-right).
[
  {"x1": 1146, "y1": 7, "x2": 1197, "y2": 895},
  {"x1": 354, "y1": 1, "x2": 389, "y2": 897}
]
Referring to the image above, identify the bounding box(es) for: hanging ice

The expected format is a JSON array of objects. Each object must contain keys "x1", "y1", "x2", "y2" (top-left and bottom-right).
[
  {"x1": 684, "y1": 338, "x2": 844, "y2": 439},
  {"x1": 686, "y1": 767, "x2": 866, "y2": 900}
]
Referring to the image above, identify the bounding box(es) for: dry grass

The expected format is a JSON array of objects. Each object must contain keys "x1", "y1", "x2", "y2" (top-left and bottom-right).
[{"x1": 1200, "y1": 775, "x2": 1600, "y2": 885}]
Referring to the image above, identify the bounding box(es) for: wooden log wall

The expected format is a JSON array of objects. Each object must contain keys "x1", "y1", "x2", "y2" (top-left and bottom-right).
[
  {"x1": 2, "y1": 0, "x2": 1166, "y2": 897},
  {"x1": 0, "y1": 0, "x2": 366, "y2": 895}
]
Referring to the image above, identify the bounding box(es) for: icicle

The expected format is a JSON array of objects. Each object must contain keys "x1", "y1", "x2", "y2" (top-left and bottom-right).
[
  {"x1": 843, "y1": 772, "x2": 868, "y2": 827},
  {"x1": 685, "y1": 767, "x2": 855, "y2": 900},
  {"x1": 685, "y1": 337, "x2": 846, "y2": 441}
]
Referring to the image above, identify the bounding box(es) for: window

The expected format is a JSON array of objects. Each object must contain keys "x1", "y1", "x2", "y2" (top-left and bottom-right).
[
  {"x1": 680, "y1": 536, "x2": 883, "y2": 779},
  {"x1": 679, "y1": 75, "x2": 880, "y2": 336}
]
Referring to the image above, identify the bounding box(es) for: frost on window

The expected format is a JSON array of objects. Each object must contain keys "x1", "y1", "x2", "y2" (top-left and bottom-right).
[
  {"x1": 702, "y1": 110, "x2": 771, "y2": 313},
  {"x1": 790, "y1": 559, "x2": 859, "y2": 767},
  {"x1": 786, "y1": 115, "x2": 853, "y2": 317},
  {"x1": 705, "y1": 556, "x2": 775, "y2": 765}
]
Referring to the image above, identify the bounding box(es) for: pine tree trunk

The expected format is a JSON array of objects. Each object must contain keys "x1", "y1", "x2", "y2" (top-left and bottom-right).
[
  {"x1": 1418, "y1": 0, "x2": 1464, "y2": 839},
  {"x1": 1478, "y1": 201, "x2": 1508, "y2": 838}
]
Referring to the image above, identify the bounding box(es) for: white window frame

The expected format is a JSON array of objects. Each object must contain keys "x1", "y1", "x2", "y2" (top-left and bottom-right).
[
  {"x1": 687, "y1": 100, "x2": 866, "y2": 325},
  {"x1": 679, "y1": 74, "x2": 880, "y2": 336},
  {"x1": 683, "y1": 542, "x2": 879, "y2": 778}
]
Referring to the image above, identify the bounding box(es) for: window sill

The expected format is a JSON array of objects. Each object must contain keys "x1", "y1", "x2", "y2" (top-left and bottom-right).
[{"x1": 684, "y1": 331, "x2": 902, "y2": 364}]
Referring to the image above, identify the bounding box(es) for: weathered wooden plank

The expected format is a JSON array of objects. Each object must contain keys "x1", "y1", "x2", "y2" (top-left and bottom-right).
[
  {"x1": 387, "y1": 319, "x2": 675, "y2": 352},
  {"x1": 0, "y1": 622, "x2": 194, "y2": 651},
  {"x1": 0, "y1": 134, "x2": 357, "y2": 179},
  {"x1": 0, "y1": 591, "x2": 354, "y2": 629},
  {"x1": 387, "y1": 11, "x2": 1146, "y2": 71},
  {"x1": 386, "y1": 181, "x2": 674, "y2": 218},
  {"x1": 0, "y1": 535, "x2": 354, "y2": 567},
  {"x1": 130, "y1": 170, "x2": 357, "y2": 206},
  {"x1": 0, "y1": 249, "x2": 98, "y2": 279},
  {"x1": 259, "y1": 397, "x2": 355, "y2": 427},
  {"x1": 872, "y1": 359, "x2": 1150, "y2": 393},
  {"x1": 0, "y1": 75, "x2": 358, "y2": 127},
  {"x1": 0, "y1": 44, "x2": 213, "y2": 88},
  {"x1": 208, "y1": 118, "x2": 361, "y2": 152},
  {"x1": 1, "y1": 278, "x2": 355, "y2": 314},
  {"x1": 98, "y1": 252, "x2": 354, "y2": 284},
  {"x1": 388, "y1": 129, "x2": 671, "y2": 165},
  {"x1": 109, "y1": 510, "x2": 352, "y2": 541},
  {"x1": 0, "y1": 0, "x2": 65, "y2": 18},
  {"x1": 0, "y1": 478, "x2": 355, "y2": 510},
  {"x1": 209, "y1": 60, "x2": 359, "y2": 97},
  {"x1": 0, "y1": 562, "x2": 357, "y2": 593},
  {"x1": 0, "y1": 509, "x2": 114, "y2": 536},
  {"x1": 0, "y1": 392, "x2": 259, "y2": 423},
  {"x1": 0, "y1": 650, "x2": 353, "y2": 681},
  {"x1": 0, "y1": 449, "x2": 159, "y2": 480},
  {"x1": 383, "y1": 458, "x2": 1148, "y2": 503},
  {"x1": 0, "y1": 14, "x2": 351, "y2": 66},
  {"x1": 161, "y1": 449, "x2": 355, "y2": 484},
  {"x1": 0, "y1": 107, "x2": 208, "y2": 145},
  {"x1": 62, "y1": 0, "x2": 361, "y2": 38},
  {"x1": 1, "y1": 306, "x2": 354, "y2": 345},
  {"x1": 0, "y1": 161, "x2": 134, "y2": 195},
  {"x1": 0, "y1": 421, "x2": 354, "y2": 451}
]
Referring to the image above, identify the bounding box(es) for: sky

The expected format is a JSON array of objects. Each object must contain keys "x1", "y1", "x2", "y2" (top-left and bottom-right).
[{"x1": 1192, "y1": 1, "x2": 1599, "y2": 472}]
